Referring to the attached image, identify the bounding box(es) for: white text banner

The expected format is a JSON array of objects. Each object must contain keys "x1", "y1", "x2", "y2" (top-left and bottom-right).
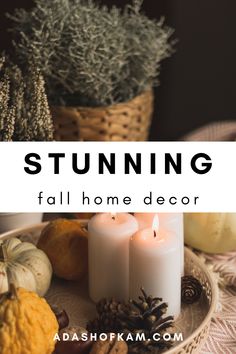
[{"x1": 0, "y1": 142, "x2": 235, "y2": 212}]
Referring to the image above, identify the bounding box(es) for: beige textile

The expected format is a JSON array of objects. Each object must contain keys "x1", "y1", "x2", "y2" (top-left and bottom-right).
[
  {"x1": 181, "y1": 121, "x2": 236, "y2": 141},
  {"x1": 198, "y1": 251, "x2": 236, "y2": 354}
]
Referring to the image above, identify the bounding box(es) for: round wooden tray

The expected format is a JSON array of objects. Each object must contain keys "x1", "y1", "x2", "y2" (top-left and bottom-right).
[{"x1": 0, "y1": 223, "x2": 218, "y2": 354}]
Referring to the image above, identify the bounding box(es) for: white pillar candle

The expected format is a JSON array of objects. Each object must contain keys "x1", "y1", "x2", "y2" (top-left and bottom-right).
[
  {"x1": 134, "y1": 213, "x2": 184, "y2": 275},
  {"x1": 88, "y1": 213, "x2": 138, "y2": 302},
  {"x1": 129, "y1": 215, "x2": 181, "y2": 318}
]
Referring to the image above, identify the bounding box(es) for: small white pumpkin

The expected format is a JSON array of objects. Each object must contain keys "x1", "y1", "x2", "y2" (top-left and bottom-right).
[
  {"x1": 184, "y1": 213, "x2": 236, "y2": 253},
  {"x1": 0, "y1": 237, "x2": 52, "y2": 296}
]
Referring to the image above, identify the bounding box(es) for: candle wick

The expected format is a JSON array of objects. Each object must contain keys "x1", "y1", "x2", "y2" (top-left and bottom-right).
[{"x1": 153, "y1": 230, "x2": 156, "y2": 238}]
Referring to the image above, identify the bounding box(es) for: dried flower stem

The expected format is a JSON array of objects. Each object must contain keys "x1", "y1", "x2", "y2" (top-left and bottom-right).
[{"x1": 0, "y1": 57, "x2": 54, "y2": 141}]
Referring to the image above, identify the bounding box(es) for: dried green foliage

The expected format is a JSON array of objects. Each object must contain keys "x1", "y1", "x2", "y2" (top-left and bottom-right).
[
  {"x1": 8, "y1": 0, "x2": 174, "y2": 107},
  {"x1": 0, "y1": 57, "x2": 54, "y2": 141}
]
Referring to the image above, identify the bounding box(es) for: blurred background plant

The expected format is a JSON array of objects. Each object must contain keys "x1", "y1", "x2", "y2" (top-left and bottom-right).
[
  {"x1": 0, "y1": 56, "x2": 53, "y2": 141},
  {"x1": 8, "y1": 0, "x2": 174, "y2": 107}
]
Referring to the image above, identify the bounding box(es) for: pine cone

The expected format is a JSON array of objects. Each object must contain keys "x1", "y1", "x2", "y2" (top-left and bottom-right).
[
  {"x1": 181, "y1": 275, "x2": 202, "y2": 304},
  {"x1": 86, "y1": 289, "x2": 175, "y2": 353},
  {"x1": 119, "y1": 288, "x2": 174, "y2": 352},
  {"x1": 87, "y1": 298, "x2": 128, "y2": 334}
]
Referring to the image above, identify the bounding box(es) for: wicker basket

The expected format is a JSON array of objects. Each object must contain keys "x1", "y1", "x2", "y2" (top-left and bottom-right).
[{"x1": 51, "y1": 90, "x2": 154, "y2": 141}]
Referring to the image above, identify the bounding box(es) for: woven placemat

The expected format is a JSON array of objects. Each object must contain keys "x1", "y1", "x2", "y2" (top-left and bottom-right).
[
  {"x1": 197, "y1": 251, "x2": 236, "y2": 354},
  {"x1": 181, "y1": 121, "x2": 236, "y2": 141}
]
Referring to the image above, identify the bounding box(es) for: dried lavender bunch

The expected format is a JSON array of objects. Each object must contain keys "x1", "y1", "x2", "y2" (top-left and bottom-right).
[
  {"x1": 0, "y1": 57, "x2": 54, "y2": 141},
  {"x1": 8, "y1": 0, "x2": 174, "y2": 107}
]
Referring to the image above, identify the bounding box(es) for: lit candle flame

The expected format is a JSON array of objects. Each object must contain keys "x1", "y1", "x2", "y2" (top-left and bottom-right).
[
  {"x1": 152, "y1": 214, "x2": 159, "y2": 237},
  {"x1": 111, "y1": 213, "x2": 116, "y2": 220}
]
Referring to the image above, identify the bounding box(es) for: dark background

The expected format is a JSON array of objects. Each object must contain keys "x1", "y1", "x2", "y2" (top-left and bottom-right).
[{"x1": 1, "y1": 0, "x2": 236, "y2": 140}]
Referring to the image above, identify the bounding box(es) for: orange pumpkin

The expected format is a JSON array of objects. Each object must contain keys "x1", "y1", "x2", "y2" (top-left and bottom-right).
[{"x1": 38, "y1": 219, "x2": 88, "y2": 281}]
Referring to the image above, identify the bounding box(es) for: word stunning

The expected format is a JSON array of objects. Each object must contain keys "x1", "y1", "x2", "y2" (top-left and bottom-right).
[{"x1": 24, "y1": 152, "x2": 212, "y2": 175}]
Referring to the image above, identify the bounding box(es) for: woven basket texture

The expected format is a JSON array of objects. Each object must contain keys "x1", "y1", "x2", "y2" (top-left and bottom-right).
[{"x1": 51, "y1": 90, "x2": 154, "y2": 141}]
